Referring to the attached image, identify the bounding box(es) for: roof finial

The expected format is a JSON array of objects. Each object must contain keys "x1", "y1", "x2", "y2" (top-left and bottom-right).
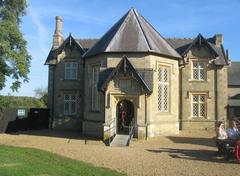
[{"x1": 69, "y1": 32, "x2": 72, "y2": 46}]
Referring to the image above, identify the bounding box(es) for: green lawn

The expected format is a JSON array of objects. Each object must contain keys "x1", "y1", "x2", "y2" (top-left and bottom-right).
[{"x1": 0, "y1": 145, "x2": 125, "y2": 176}]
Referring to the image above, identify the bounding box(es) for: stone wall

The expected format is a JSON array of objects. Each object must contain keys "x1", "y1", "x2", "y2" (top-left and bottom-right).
[
  {"x1": 82, "y1": 53, "x2": 180, "y2": 138},
  {"x1": 48, "y1": 46, "x2": 84, "y2": 131},
  {"x1": 180, "y1": 46, "x2": 228, "y2": 131}
]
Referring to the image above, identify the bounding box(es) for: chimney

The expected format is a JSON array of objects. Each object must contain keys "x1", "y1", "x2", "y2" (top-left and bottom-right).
[
  {"x1": 214, "y1": 34, "x2": 223, "y2": 47},
  {"x1": 52, "y1": 16, "x2": 63, "y2": 49},
  {"x1": 226, "y1": 49, "x2": 231, "y2": 64}
]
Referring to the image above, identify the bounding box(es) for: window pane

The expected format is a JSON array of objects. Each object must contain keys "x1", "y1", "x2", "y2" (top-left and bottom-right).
[
  {"x1": 158, "y1": 66, "x2": 169, "y2": 112},
  {"x1": 71, "y1": 94, "x2": 76, "y2": 100},
  {"x1": 199, "y1": 69, "x2": 205, "y2": 80},
  {"x1": 71, "y1": 102, "x2": 76, "y2": 114},
  {"x1": 64, "y1": 94, "x2": 70, "y2": 100},
  {"x1": 192, "y1": 95, "x2": 198, "y2": 102},
  {"x1": 65, "y1": 69, "x2": 70, "y2": 79},
  {"x1": 64, "y1": 102, "x2": 69, "y2": 115},
  {"x1": 65, "y1": 62, "x2": 78, "y2": 79},
  {"x1": 163, "y1": 84, "x2": 168, "y2": 110},
  {"x1": 193, "y1": 103, "x2": 198, "y2": 117},
  {"x1": 200, "y1": 95, "x2": 205, "y2": 102},
  {"x1": 193, "y1": 69, "x2": 198, "y2": 79},
  {"x1": 200, "y1": 104, "x2": 205, "y2": 117},
  {"x1": 72, "y1": 62, "x2": 78, "y2": 68},
  {"x1": 158, "y1": 68, "x2": 163, "y2": 82},
  {"x1": 158, "y1": 84, "x2": 163, "y2": 111},
  {"x1": 199, "y1": 63, "x2": 205, "y2": 69},
  {"x1": 193, "y1": 63, "x2": 198, "y2": 68},
  {"x1": 163, "y1": 68, "x2": 168, "y2": 82},
  {"x1": 65, "y1": 62, "x2": 70, "y2": 68}
]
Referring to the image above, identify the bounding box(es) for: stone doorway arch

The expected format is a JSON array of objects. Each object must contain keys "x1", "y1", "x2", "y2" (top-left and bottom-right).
[{"x1": 116, "y1": 99, "x2": 134, "y2": 134}]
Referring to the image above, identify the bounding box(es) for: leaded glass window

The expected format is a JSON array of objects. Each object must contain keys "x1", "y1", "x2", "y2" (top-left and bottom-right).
[
  {"x1": 65, "y1": 62, "x2": 78, "y2": 80},
  {"x1": 158, "y1": 66, "x2": 170, "y2": 112},
  {"x1": 192, "y1": 62, "x2": 206, "y2": 80},
  {"x1": 64, "y1": 94, "x2": 77, "y2": 115},
  {"x1": 192, "y1": 94, "x2": 207, "y2": 118},
  {"x1": 91, "y1": 66, "x2": 100, "y2": 111}
]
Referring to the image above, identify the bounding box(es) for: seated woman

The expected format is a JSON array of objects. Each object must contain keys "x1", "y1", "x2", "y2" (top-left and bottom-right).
[
  {"x1": 227, "y1": 120, "x2": 240, "y2": 140},
  {"x1": 215, "y1": 121, "x2": 228, "y2": 156}
]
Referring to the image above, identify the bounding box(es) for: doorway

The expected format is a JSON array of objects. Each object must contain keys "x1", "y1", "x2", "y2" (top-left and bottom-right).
[{"x1": 116, "y1": 99, "x2": 134, "y2": 134}]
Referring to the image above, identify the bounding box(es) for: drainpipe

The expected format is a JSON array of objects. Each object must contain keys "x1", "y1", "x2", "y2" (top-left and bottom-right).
[
  {"x1": 50, "y1": 65, "x2": 55, "y2": 129},
  {"x1": 214, "y1": 67, "x2": 218, "y2": 126}
]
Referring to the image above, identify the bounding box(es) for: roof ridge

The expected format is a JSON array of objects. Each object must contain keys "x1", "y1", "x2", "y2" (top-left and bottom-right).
[
  {"x1": 166, "y1": 37, "x2": 193, "y2": 40},
  {"x1": 132, "y1": 8, "x2": 152, "y2": 51},
  {"x1": 78, "y1": 38, "x2": 99, "y2": 40},
  {"x1": 106, "y1": 9, "x2": 133, "y2": 52},
  {"x1": 135, "y1": 10, "x2": 181, "y2": 57}
]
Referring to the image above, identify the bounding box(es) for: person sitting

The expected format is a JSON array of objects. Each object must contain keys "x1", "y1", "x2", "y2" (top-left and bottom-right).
[
  {"x1": 215, "y1": 121, "x2": 228, "y2": 156},
  {"x1": 227, "y1": 120, "x2": 240, "y2": 140}
]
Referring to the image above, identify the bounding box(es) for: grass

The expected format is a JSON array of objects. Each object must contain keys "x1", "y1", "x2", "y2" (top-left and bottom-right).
[{"x1": 0, "y1": 145, "x2": 125, "y2": 176}]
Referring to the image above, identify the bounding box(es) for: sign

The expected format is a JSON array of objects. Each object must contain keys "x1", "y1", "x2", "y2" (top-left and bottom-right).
[{"x1": 17, "y1": 109, "x2": 26, "y2": 118}]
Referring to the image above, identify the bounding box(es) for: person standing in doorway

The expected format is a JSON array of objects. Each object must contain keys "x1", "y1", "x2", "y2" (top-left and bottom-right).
[{"x1": 119, "y1": 103, "x2": 126, "y2": 130}]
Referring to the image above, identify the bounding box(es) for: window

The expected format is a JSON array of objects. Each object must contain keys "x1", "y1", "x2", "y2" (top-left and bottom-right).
[
  {"x1": 192, "y1": 94, "x2": 207, "y2": 118},
  {"x1": 91, "y1": 66, "x2": 100, "y2": 111},
  {"x1": 157, "y1": 66, "x2": 170, "y2": 112},
  {"x1": 64, "y1": 94, "x2": 77, "y2": 115},
  {"x1": 65, "y1": 62, "x2": 78, "y2": 80},
  {"x1": 192, "y1": 62, "x2": 206, "y2": 80}
]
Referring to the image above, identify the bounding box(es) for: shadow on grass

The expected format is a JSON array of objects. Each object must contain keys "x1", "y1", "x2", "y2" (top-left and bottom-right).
[{"x1": 146, "y1": 148, "x2": 235, "y2": 164}]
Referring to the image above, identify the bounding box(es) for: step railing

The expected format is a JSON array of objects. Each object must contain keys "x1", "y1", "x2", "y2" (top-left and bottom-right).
[
  {"x1": 128, "y1": 118, "x2": 134, "y2": 145},
  {"x1": 103, "y1": 118, "x2": 116, "y2": 146}
]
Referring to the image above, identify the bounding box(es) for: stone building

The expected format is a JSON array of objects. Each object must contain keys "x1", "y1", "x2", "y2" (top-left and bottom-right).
[
  {"x1": 45, "y1": 8, "x2": 229, "y2": 139},
  {"x1": 228, "y1": 62, "x2": 240, "y2": 119}
]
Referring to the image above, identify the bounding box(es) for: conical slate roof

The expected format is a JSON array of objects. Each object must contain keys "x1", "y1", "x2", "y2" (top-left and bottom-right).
[{"x1": 83, "y1": 8, "x2": 181, "y2": 59}]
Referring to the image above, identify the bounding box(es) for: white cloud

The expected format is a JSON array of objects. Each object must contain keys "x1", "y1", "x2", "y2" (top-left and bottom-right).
[
  {"x1": 28, "y1": 7, "x2": 49, "y2": 56},
  {"x1": 35, "y1": 7, "x2": 107, "y2": 26}
]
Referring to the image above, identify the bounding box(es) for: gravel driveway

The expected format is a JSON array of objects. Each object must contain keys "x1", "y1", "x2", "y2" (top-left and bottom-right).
[{"x1": 0, "y1": 130, "x2": 239, "y2": 176}]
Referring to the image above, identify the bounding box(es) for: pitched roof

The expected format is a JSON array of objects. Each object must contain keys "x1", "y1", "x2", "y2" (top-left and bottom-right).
[
  {"x1": 83, "y1": 8, "x2": 181, "y2": 59},
  {"x1": 182, "y1": 34, "x2": 219, "y2": 57},
  {"x1": 228, "y1": 62, "x2": 240, "y2": 86},
  {"x1": 45, "y1": 34, "x2": 85, "y2": 65},
  {"x1": 76, "y1": 35, "x2": 227, "y2": 66},
  {"x1": 77, "y1": 39, "x2": 98, "y2": 50},
  {"x1": 165, "y1": 35, "x2": 228, "y2": 65},
  {"x1": 98, "y1": 56, "x2": 152, "y2": 94}
]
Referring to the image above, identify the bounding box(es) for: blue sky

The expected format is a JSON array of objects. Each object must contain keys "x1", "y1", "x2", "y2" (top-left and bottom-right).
[{"x1": 1, "y1": 0, "x2": 240, "y2": 96}]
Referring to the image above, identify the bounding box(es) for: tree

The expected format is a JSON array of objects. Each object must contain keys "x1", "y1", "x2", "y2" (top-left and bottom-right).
[
  {"x1": 0, "y1": 0, "x2": 31, "y2": 91},
  {"x1": 34, "y1": 87, "x2": 48, "y2": 107}
]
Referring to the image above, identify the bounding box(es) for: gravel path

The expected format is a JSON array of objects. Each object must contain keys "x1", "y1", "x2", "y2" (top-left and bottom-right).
[{"x1": 0, "y1": 130, "x2": 239, "y2": 176}]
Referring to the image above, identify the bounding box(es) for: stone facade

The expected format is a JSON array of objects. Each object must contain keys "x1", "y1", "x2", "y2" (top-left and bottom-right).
[
  {"x1": 47, "y1": 45, "x2": 84, "y2": 131},
  {"x1": 180, "y1": 47, "x2": 228, "y2": 131},
  {"x1": 45, "y1": 8, "x2": 229, "y2": 139},
  {"x1": 227, "y1": 62, "x2": 240, "y2": 120}
]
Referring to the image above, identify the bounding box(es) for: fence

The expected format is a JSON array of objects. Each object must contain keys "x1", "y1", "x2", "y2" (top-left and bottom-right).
[{"x1": 0, "y1": 108, "x2": 49, "y2": 133}]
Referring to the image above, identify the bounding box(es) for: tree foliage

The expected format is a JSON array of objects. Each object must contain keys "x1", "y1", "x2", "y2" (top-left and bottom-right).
[
  {"x1": 0, "y1": 0, "x2": 31, "y2": 91},
  {"x1": 34, "y1": 87, "x2": 48, "y2": 107},
  {"x1": 0, "y1": 95, "x2": 46, "y2": 108}
]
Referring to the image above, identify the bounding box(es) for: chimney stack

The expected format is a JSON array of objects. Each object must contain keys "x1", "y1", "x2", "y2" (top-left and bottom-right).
[
  {"x1": 52, "y1": 16, "x2": 63, "y2": 49},
  {"x1": 226, "y1": 49, "x2": 231, "y2": 64},
  {"x1": 214, "y1": 34, "x2": 223, "y2": 47}
]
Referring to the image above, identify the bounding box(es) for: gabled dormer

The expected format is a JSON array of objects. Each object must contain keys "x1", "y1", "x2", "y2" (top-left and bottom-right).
[{"x1": 45, "y1": 34, "x2": 86, "y2": 65}]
